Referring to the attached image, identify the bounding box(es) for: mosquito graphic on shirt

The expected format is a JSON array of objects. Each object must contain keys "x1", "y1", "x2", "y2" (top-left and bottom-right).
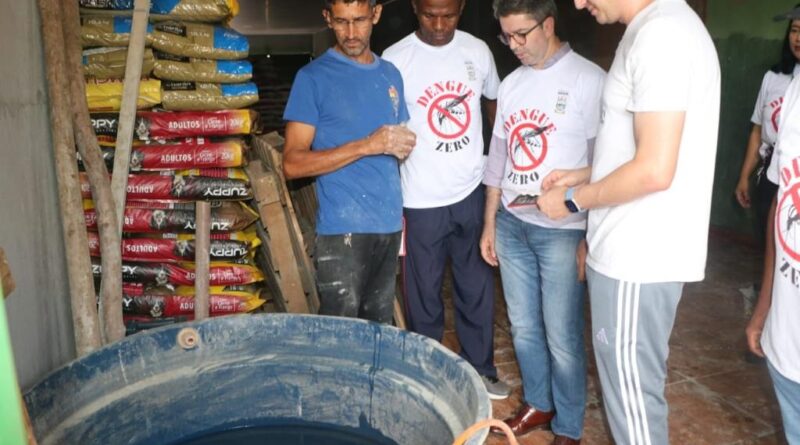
[
  {"x1": 513, "y1": 124, "x2": 552, "y2": 157},
  {"x1": 436, "y1": 93, "x2": 469, "y2": 126},
  {"x1": 778, "y1": 184, "x2": 800, "y2": 260},
  {"x1": 787, "y1": 207, "x2": 800, "y2": 231}
]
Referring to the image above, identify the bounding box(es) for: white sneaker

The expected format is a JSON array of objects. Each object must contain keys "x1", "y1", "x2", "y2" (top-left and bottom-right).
[{"x1": 481, "y1": 375, "x2": 511, "y2": 400}]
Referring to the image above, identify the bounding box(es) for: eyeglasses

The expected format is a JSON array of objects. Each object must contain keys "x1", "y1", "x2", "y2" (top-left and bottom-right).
[
  {"x1": 328, "y1": 13, "x2": 375, "y2": 30},
  {"x1": 497, "y1": 21, "x2": 544, "y2": 46}
]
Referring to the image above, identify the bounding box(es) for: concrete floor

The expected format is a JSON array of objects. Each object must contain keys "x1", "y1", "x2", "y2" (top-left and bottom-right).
[{"x1": 437, "y1": 231, "x2": 788, "y2": 445}]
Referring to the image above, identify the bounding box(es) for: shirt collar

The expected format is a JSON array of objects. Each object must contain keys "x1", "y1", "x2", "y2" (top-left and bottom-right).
[{"x1": 539, "y1": 42, "x2": 571, "y2": 70}]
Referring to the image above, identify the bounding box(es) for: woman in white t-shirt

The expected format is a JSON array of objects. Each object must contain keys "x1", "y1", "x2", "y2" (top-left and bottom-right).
[
  {"x1": 735, "y1": 12, "x2": 800, "y2": 246},
  {"x1": 736, "y1": 8, "x2": 800, "y2": 331},
  {"x1": 746, "y1": 6, "x2": 800, "y2": 444}
]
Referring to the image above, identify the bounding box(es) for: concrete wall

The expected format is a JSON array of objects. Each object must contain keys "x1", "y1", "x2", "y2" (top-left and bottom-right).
[
  {"x1": 708, "y1": 0, "x2": 792, "y2": 236},
  {"x1": 0, "y1": 2, "x2": 75, "y2": 388}
]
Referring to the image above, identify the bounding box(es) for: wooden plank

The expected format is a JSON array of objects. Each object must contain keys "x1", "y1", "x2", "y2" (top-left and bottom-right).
[
  {"x1": 393, "y1": 299, "x2": 406, "y2": 330},
  {"x1": 247, "y1": 160, "x2": 282, "y2": 205},
  {"x1": 247, "y1": 162, "x2": 309, "y2": 314},
  {"x1": 194, "y1": 201, "x2": 211, "y2": 320},
  {"x1": 0, "y1": 249, "x2": 14, "y2": 299},
  {"x1": 253, "y1": 134, "x2": 320, "y2": 313},
  {"x1": 253, "y1": 223, "x2": 287, "y2": 312},
  {"x1": 265, "y1": 148, "x2": 319, "y2": 313},
  {"x1": 259, "y1": 200, "x2": 309, "y2": 314}
]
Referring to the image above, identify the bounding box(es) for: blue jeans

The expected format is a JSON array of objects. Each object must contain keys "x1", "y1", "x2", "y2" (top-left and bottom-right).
[
  {"x1": 495, "y1": 208, "x2": 587, "y2": 440},
  {"x1": 767, "y1": 359, "x2": 800, "y2": 444}
]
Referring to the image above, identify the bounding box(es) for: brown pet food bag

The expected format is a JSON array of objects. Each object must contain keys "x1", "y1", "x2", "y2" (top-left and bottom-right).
[
  {"x1": 161, "y1": 81, "x2": 259, "y2": 111},
  {"x1": 150, "y1": 0, "x2": 240, "y2": 23},
  {"x1": 153, "y1": 53, "x2": 252, "y2": 83},
  {"x1": 151, "y1": 22, "x2": 248, "y2": 60},
  {"x1": 83, "y1": 47, "x2": 155, "y2": 79},
  {"x1": 81, "y1": 16, "x2": 154, "y2": 47}
]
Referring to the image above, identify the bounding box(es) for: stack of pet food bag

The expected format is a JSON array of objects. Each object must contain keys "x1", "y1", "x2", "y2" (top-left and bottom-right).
[{"x1": 78, "y1": 0, "x2": 266, "y2": 333}]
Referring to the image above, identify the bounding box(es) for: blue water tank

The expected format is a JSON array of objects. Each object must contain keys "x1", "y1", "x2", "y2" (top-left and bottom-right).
[{"x1": 24, "y1": 314, "x2": 490, "y2": 445}]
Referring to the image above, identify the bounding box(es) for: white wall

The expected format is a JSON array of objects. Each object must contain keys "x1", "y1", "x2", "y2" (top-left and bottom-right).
[{"x1": 0, "y1": 1, "x2": 76, "y2": 388}]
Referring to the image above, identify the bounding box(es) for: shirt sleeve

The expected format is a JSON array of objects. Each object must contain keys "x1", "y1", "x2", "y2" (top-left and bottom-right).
[
  {"x1": 482, "y1": 43, "x2": 501, "y2": 100},
  {"x1": 283, "y1": 68, "x2": 319, "y2": 126},
  {"x1": 626, "y1": 18, "x2": 691, "y2": 112},
  {"x1": 751, "y1": 72, "x2": 770, "y2": 126},
  {"x1": 771, "y1": 77, "x2": 800, "y2": 185},
  {"x1": 492, "y1": 83, "x2": 507, "y2": 139},
  {"x1": 580, "y1": 68, "x2": 606, "y2": 140},
  {"x1": 398, "y1": 75, "x2": 411, "y2": 123},
  {"x1": 483, "y1": 134, "x2": 507, "y2": 188}
]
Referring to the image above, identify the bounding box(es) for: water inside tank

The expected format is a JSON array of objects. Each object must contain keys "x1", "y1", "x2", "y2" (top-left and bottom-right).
[{"x1": 173, "y1": 421, "x2": 399, "y2": 445}]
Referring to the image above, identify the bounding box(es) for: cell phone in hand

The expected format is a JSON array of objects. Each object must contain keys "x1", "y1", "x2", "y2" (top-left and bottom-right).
[{"x1": 508, "y1": 194, "x2": 539, "y2": 208}]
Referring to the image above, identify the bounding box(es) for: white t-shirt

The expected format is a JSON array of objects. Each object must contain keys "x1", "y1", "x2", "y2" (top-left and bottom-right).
[
  {"x1": 763, "y1": 75, "x2": 800, "y2": 384},
  {"x1": 490, "y1": 49, "x2": 605, "y2": 230},
  {"x1": 586, "y1": 0, "x2": 721, "y2": 283},
  {"x1": 383, "y1": 31, "x2": 500, "y2": 208},
  {"x1": 751, "y1": 65, "x2": 799, "y2": 159}
]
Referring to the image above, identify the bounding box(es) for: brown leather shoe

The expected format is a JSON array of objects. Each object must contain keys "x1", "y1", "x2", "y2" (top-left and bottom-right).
[
  {"x1": 552, "y1": 435, "x2": 581, "y2": 445},
  {"x1": 489, "y1": 403, "x2": 554, "y2": 436}
]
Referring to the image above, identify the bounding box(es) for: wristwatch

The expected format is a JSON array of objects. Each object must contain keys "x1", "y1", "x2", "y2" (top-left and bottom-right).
[{"x1": 565, "y1": 187, "x2": 582, "y2": 213}]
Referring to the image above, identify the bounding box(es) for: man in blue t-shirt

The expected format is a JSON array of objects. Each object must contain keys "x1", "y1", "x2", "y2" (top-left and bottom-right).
[{"x1": 282, "y1": 0, "x2": 416, "y2": 324}]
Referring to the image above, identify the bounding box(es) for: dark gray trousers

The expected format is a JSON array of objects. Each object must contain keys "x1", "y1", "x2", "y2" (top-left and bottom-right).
[{"x1": 314, "y1": 232, "x2": 401, "y2": 324}]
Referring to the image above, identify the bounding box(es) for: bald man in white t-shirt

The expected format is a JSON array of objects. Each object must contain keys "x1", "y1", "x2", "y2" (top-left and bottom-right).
[
  {"x1": 383, "y1": 0, "x2": 510, "y2": 399},
  {"x1": 537, "y1": 1, "x2": 721, "y2": 444}
]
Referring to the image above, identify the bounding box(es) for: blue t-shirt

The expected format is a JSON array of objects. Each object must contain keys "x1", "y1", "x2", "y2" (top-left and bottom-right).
[{"x1": 283, "y1": 49, "x2": 409, "y2": 235}]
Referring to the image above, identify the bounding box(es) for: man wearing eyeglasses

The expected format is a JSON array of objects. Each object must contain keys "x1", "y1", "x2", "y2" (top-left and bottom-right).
[
  {"x1": 382, "y1": 0, "x2": 509, "y2": 400},
  {"x1": 479, "y1": 1, "x2": 605, "y2": 443},
  {"x1": 282, "y1": 0, "x2": 416, "y2": 324},
  {"x1": 536, "y1": 0, "x2": 720, "y2": 444}
]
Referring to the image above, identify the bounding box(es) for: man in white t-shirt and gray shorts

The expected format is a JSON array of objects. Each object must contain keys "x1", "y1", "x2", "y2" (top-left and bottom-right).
[
  {"x1": 382, "y1": 0, "x2": 510, "y2": 399},
  {"x1": 537, "y1": 0, "x2": 721, "y2": 444}
]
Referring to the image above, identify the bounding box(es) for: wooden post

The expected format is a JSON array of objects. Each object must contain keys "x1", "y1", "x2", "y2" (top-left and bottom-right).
[
  {"x1": 60, "y1": 0, "x2": 125, "y2": 344},
  {"x1": 36, "y1": 0, "x2": 103, "y2": 355},
  {"x1": 194, "y1": 201, "x2": 211, "y2": 320},
  {"x1": 110, "y1": 0, "x2": 151, "y2": 235}
]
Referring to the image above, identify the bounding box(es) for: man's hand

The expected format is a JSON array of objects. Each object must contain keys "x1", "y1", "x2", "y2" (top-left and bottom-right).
[
  {"x1": 735, "y1": 177, "x2": 751, "y2": 208},
  {"x1": 480, "y1": 225, "x2": 499, "y2": 267},
  {"x1": 576, "y1": 239, "x2": 587, "y2": 282},
  {"x1": 746, "y1": 312, "x2": 766, "y2": 357},
  {"x1": 368, "y1": 125, "x2": 416, "y2": 160},
  {"x1": 538, "y1": 186, "x2": 571, "y2": 220},
  {"x1": 542, "y1": 167, "x2": 591, "y2": 191}
]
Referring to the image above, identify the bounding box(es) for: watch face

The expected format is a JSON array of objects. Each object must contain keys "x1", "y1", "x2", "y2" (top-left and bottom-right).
[{"x1": 565, "y1": 200, "x2": 580, "y2": 213}]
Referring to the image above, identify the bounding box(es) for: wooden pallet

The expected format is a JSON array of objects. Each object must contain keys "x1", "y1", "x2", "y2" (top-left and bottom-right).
[{"x1": 246, "y1": 156, "x2": 318, "y2": 314}]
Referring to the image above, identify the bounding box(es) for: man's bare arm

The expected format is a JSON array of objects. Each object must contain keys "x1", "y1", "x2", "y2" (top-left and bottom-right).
[
  {"x1": 283, "y1": 121, "x2": 416, "y2": 180},
  {"x1": 538, "y1": 111, "x2": 685, "y2": 218}
]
